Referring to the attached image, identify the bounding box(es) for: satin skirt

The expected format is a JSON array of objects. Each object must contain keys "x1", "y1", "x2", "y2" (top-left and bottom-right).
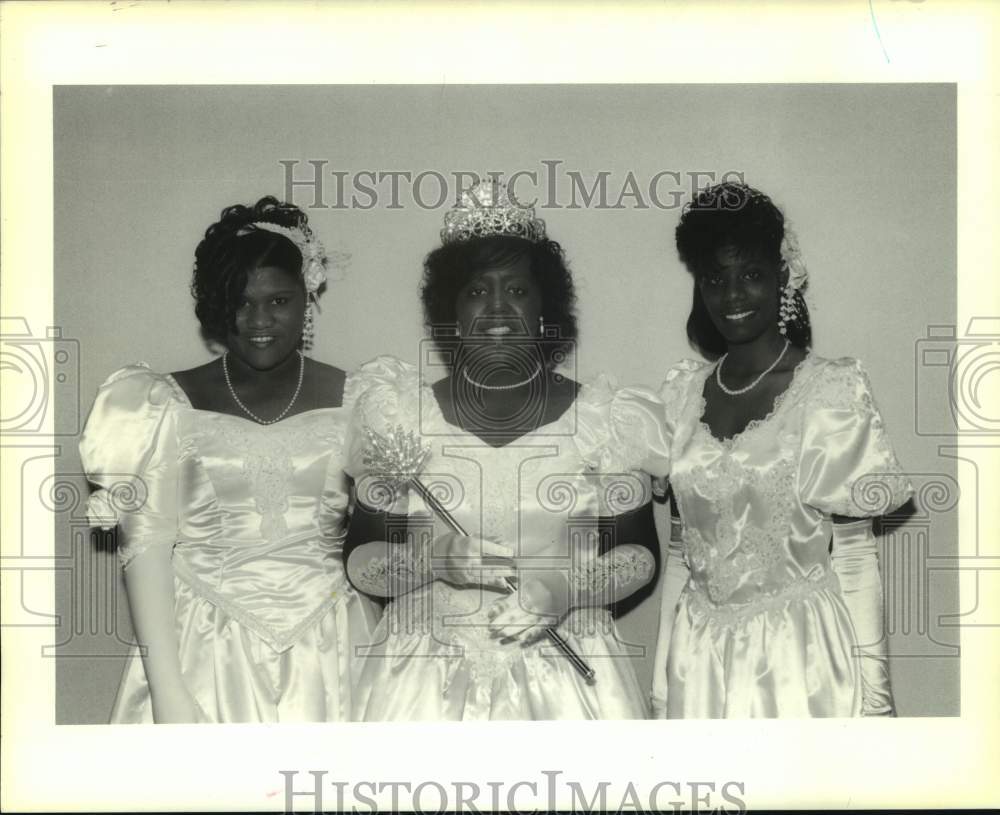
[
  {"x1": 665, "y1": 574, "x2": 863, "y2": 718},
  {"x1": 353, "y1": 602, "x2": 648, "y2": 721},
  {"x1": 109, "y1": 575, "x2": 372, "y2": 723}
]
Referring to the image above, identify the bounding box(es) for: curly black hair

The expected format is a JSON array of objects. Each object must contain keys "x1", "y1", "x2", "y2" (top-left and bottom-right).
[
  {"x1": 191, "y1": 196, "x2": 316, "y2": 344},
  {"x1": 675, "y1": 182, "x2": 811, "y2": 357},
  {"x1": 420, "y1": 235, "x2": 578, "y2": 364}
]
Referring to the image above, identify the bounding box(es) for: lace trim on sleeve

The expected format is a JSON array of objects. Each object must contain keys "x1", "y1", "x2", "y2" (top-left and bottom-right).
[
  {"x1": 575, "y1": 377, "x2": 670, "y2": 480},
  {"x1": 806, "y1": 359, "x2": 913, "y2": 515},
  {"x1": 608, "y1": 395, "x2": 657, "y2": 474},
  {"x1": 570, "y1": 546, "x2": 655, "y2": 601},
  {"x1": 660, "y1": 359, "x2": 706, "y2": 424},
  {"x1": 353, "y1": 543, "x2": 431, "y2": 597}
]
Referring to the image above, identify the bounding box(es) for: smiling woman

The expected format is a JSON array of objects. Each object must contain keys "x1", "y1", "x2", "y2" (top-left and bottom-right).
[
  {"x1": 651, "y1": 182, "x2": 914, "y2": 719},
  {"x1": 339, "y1": 181, "x2": 672, "y2": 721},
  {"x1": 77, "y1": 197, "x2": 376, "y2": 723}
]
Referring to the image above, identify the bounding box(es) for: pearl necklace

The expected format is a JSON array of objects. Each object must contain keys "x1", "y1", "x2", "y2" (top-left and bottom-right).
[
  {"x1": 222, "y1": 351, "x2": 305, "y2": 424},
  {"x1": 715, "y1": 340, "x2": 789, "y2": 396},
  {"x1": 461, "y1": 363, "x2": 543, "y2": 391}
]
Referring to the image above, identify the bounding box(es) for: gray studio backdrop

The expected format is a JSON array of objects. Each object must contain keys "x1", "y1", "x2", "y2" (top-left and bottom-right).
[{"x1": 53, "y1": 84, "x2": 958, "y2": 722}]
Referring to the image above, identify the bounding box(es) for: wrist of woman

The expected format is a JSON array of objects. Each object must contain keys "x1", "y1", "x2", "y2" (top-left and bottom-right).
[
  {"x1": 518, "y1": 560, "x2": 612, "y2": 611},
  {"x1": 431, "y1": 533, "x2": 515, "y2": 589}
]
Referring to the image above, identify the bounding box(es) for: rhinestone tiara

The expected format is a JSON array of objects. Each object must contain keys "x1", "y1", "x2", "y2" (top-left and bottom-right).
[
  {"x1": 688, "y1": 180, "x2": 771, "y2": 211},
  {"x1": 440, "y1": 178, "x2": 547, "y2": 245}
]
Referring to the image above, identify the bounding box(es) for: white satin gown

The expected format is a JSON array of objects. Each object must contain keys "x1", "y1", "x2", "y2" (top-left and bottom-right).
[
  {"x1": 651, "y1": 355, "x2": 913, "y2": 718},
  {"x1": 345, "y1": 356, "x2": 671, "y2": 721},
  {"x1": 79, "y1": 364, "x2": 375, "y2": 723}
]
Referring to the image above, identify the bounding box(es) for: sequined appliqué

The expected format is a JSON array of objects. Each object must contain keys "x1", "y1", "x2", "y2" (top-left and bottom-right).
[
  {"x1": 214, "y1": 420, "x2": 331, "y2": 542},
  {"x1": 681, "y1": 456, "x2": 796, "y2": 603}
]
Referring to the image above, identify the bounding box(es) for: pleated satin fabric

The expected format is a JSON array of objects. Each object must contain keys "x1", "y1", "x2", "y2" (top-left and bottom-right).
[
  {"x1": 652, "y1": 355, "x2": 913, "y2": 719},
  {"x1": 79, "y1": 364, "x2": 375, "y2": 723},
  {"x1": 345, "y1": 356, "x2": 671, "y2": 721}
]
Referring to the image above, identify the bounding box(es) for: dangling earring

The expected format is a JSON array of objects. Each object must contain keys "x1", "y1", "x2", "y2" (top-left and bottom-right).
[
  {"x1": 538, "y1": 314, "x2": 545, "y2": 336},
  {"x1": 778, "y1": 280, "x2": 797, "y2": 336},
  {"x1": 302, "y1": 300, "x2": 315, "y2": 352}
]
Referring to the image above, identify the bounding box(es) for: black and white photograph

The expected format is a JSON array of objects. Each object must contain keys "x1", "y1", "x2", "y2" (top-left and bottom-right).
[
  {"x1": 53, "y1": 82, "x2": 960, "y2": 726},
  {"x1": 2, "y1": 3, "x2": 998, "y2": 813}
]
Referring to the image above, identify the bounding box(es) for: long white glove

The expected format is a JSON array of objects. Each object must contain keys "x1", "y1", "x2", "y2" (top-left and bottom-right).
[
  {"x1": 346, "y1": 533, "x2": 514, "y2": 598},
  {"x1": 650, "y1": 516, "x2": 689, "y2": 718},
  {"x1": 830, "y1": 519, "x2": 896, "y2": 716}
]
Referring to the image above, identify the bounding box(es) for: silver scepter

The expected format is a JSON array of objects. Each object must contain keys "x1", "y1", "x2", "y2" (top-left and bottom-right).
[{"x1": 363, "y1": 424, "x2": 595, "y2": 683}]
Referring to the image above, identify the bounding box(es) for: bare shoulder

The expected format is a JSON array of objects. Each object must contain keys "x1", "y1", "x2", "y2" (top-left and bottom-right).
[
  {"x1": 430, "y1": 375, "x2": 456, "y2": 423},
  {"x1": 776, "y1": 343, "x2": 809, "y2": 374},
  {"x1": 170, "y1": 360, "x2": 217, "y2": 378},
  {"x1": 759, "y1": 344, "x2": 811, "y2": 396},
  {"x1": 547, "y1": 374, "x2": 582, "y2": 422},
  {"x1": 304, "y1": 358, "x2": 347, "y2": 409},
  {"x1": 169, "y1": 360, "x2": 221, "y2": 406},
  {"x1": 307, "y1": 358, "x2": 347, "y2": 382},
  {"x1": 555, "y1": 375, "x2": 583, "y2": 398}
]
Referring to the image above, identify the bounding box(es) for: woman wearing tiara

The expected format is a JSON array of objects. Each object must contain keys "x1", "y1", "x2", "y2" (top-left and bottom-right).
[
  {"x1": 650, "y1": 182, "x2": 913, "y2": 718},
  {"x1": 342, "y1": 180, "x2": 671, "y2": 721},
  {"x1": 79, "y1": 196, "x2": 373, "y2": 723}
]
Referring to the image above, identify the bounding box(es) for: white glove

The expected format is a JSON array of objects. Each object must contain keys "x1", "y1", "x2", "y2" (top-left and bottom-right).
[
  {"x1": 831, "y1": 519, "x2": 896, "y2": 716},
  {"x1": 650, "y1": 516, "x2": 689, "y2": 718}
]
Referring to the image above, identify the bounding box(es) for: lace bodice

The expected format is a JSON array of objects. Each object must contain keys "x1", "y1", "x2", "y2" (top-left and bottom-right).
[
  {"x1": 343, "y1": 356, "x2": 672, "y2": 663},
  {"x1": 79, "y1": 363, "x2": 363, "y2": 651},
  {"x1": 663, "y1": 354, "x2": 913, "y2": 606}
]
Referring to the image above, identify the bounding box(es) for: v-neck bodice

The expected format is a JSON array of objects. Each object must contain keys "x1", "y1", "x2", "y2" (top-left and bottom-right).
[
  {"x1": 696, "y1": 353, "x2": 815, "y2": 448},
  {"x1": 660, "y1": 354, "x2": 913, "y2": 607}
]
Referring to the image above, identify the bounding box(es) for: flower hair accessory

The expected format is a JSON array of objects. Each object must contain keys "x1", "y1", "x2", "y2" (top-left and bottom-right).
[
  {"x1": 238, "y1": 221, "x2": 347, "y2": 295},
  {"x1": 441, "y1": 178, "x2": 547, "y2": 245},
  {"x1": 780, "y1": 222, "x2": 808, "y2": 291},
  {"x1": 777, "y1": 221, "x2": 809, "y2": 337}
]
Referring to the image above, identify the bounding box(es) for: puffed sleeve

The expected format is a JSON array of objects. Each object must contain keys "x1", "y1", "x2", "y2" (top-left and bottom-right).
[
  {"x1": 78, "y1": 364, "x2": 181, "y2": 568},
  {"x1": 342, "y1": 355, "x2": 427, "y2": 515},
  {"x1": 658, "y1": 358, "x2": 705, "y2": 443},
  {"x1": 315, "y1": 374, "x2": 356, "y2": 540},
  {"x1": 575, "y1": 377, "x2": 672, "y2": 516},
  {"x1": 577, "y1": 378, "x2": 672, "y2": 476},
  {"x1": 651, "y1": 359, "x2": 705, "y2": 502},
  {"x1": 799, "y1": 358, "x2": 914, "y2": 517},
  {"x1": 610, "y1": 386, "x2": 673, "y2": 479},
  {"x1": 323, "y1": 361, "x2": 410, "y2": 532}
]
